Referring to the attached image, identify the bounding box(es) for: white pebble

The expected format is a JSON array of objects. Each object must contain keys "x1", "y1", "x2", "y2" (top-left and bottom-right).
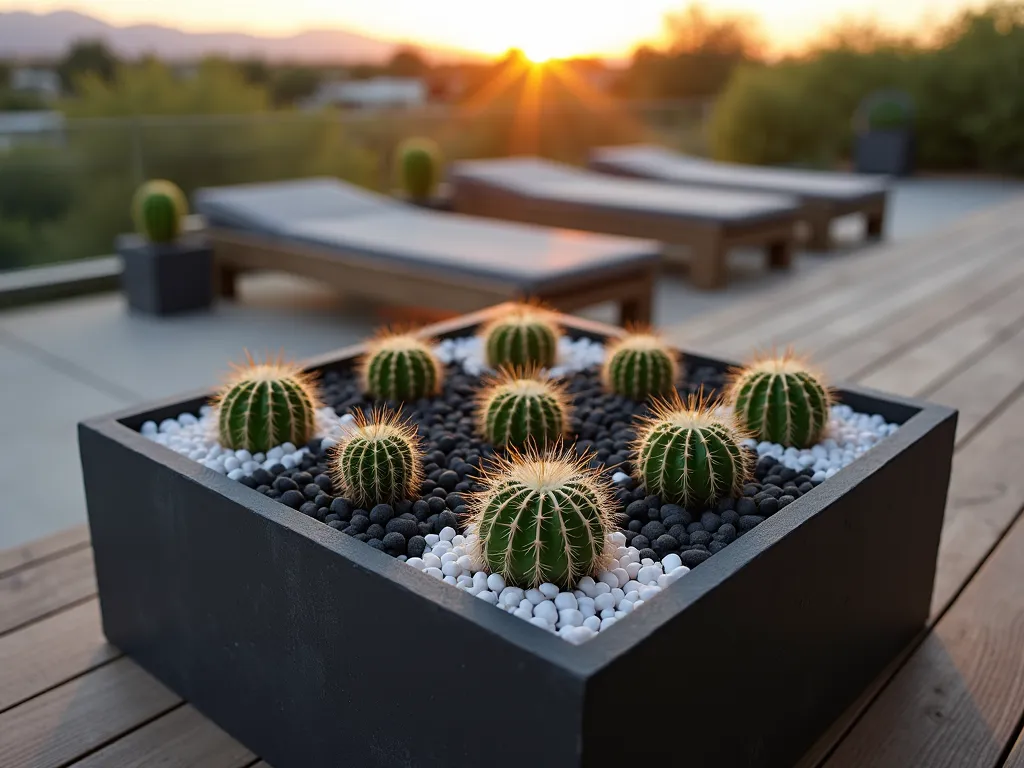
[
  {"x1": 583, "y1": 616, "x2": 602, "y2": 631},
  {"x1": 476, "y1": 590, "x2": 498, "y2": 604},
  {"x1": 406, "y1": 557, "x2": 425, "y2": 570},
  {"x1": 661, "y1": 553, "x2": 683, "y2": 573},
  {"x1": 443, "y1": 575, "x2": 457, "y2": 585},
  {"x1": 514, "y1": 607, "x2": 534, "y2": 620},
  {"x1": 598, "y1": 572, "x2": 619, "y2": 588},
  {"x1": 554, "y1": 593, "x2": 578, "y2": 610},
  {"x1": 558, "y1": 609, "x2": 584, "y2": 627},
  {"x1": 422, "y1": 553, "x2": 442, "y2": 569},
  {"x1": 500, "y1": 587, "x2": 525, "y2": 607},
  {"x1": 439, "y1": 526, "x2": 456, "y2": 542},
  {"x1": 424, "y1": 567, "x2": 443, "y2": 580},
  {"x1": 441, "y1": 561, "x2": 460, "y2": 577},
  {"x1": 618, "y1": 600, "x2": 634, "y2": 615},
  {"x1": 227, "y1": 469, "x2": 245, "y2": 480},
  {"x1": 639, "y1": 585, "x2": 661, "y2": 600},
  {"x1": 594, "y1": 581, "x2": 611, "y2": 595},
  {"x1": 600, "y1": 617, "x2": 618, "y2": 630},
  {"x1": 530, "y1": 617, "x2": 554, "y2": 631},
  {"x1": 538, "y1": 582, "x2": 560, "y2": 599},
  {"x1": 626, "y1": 562, "x2": 642, "y2": 579},
  {"x1": 608, "y1": 531, "x2": 627, "y2": 547},
  {"x1": 524, "y1": 588, "x2": 546, "y2": 605},
  {"x1": 600, "y1": 608, "x2": 616, "y2": 619},
  {"x1": 611, "y1": 568, "x2": 629, "y2": 587},
  {"x1": 424, "y1": 534, "x2": 440, "y2": 546},
  {"x1": 533, "y1": 601, "x2": 558, "y2": 624},
  {"x1": 140, "y1": 420, "x2": 158, "y2": 435},
  {"x1": 487, "y1": 573, "x2": 506, "y2": 592},
  {"x1": 594, "y1": 593, "x2": 616, "y2": 612}
]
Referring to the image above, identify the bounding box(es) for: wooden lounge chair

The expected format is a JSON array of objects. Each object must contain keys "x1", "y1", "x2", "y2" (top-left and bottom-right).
[
  {"x1": 194, "y1": 178, "x2": 659, "y2": 325},
  {"x1": 448, "y1": 157, "x2": 801, "y2": 290},
  {"x1": 589, "y1": 145, "x2": 890, "y2": 251}
]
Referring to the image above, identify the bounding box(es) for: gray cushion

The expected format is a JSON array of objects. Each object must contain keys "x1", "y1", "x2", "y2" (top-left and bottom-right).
[
  {"x1": 450, "y1": 156, "x2": 801, "y2": 224},
  {"x1": 194, "y1": 178, "x2": 395, "y2": 235},
  {"x1": 589, "y1": 145, "x2": 889, "y2": 203},
  {"x1": 279, "y1": 208, "x2": 658, "y2": 291}
]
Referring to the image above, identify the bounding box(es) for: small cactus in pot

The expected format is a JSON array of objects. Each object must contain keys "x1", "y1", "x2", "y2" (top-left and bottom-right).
[
  {"x1": 395, "y1": 137, "x2": 442, "y2": 201},
  {"x1": 728, "y1": 349, "x2": 832, "y2": 448},
  {"x1": 213, "y1": 352, "x2": 320, "y2": 453},
  {"x1": 480, "y1": 304, "x2": 560, "y2": 370},
  {"x1": 467, "y1": 444, "x2": 616, "y2": 589},
  {"x1": 601, "y1": 330, "x2": 678, "y2": 400},
  {"x1": 633, "y1": 391, "x2": 750, "y2": 508},
  {"x1": 359, "y1": 329, "x2": 444, "y2": 402},
  {"x1": 477, "y1": 367, "x2": 569, "y2": 449},
  {"x1": 330, "y1": 407, "x2": 423, "y2": 508},
  {"x1": 132, "y1": 179, "x2": 188, "y2": 243}
]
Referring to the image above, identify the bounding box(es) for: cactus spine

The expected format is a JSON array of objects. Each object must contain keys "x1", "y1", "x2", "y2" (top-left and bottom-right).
[
  {"x1": 133, "y1": 179, "x2": 188, "y2": 243},
  {"x1": 330, "y1": 408, "x2": 423, "y2": 508},
  {"x1": 633, "y1": 392, "x2": 749, "y2": 508},
  {"x1": 214, "y1": 352, "x2": 320, "y2": 453},
  {"x1": 729, "y1": 350, "x2": 832, "y2": 448},
  {"x1": 477, "y1": 368, "x2": 568, "y2": 449},
  {"x1": 601, "y1": 331, "x2": 678, "y2": 400},
  {"x1": 468, "y1": 445, "x2": 615, "y2": 588},
  {"x1": 395, "y1": 137, "x2": 442, "y2": 201},
  {"x1": 480, "y1": 305, "x2": 560, "y2": 370},
  {"x1": 359, "y1": 330, "x2": 443, "y2": 402}
]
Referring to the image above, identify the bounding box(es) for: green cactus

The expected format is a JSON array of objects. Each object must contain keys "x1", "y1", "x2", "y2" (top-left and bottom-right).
[
  {"x1": 468, "y1": 445, "x2": 615, "y2": 588},
  {"x1": 633, "y1": 392, "x2": 750, "y2": 508},
  {"x1": 395, "y1": 137, "x2": 442, "y2": 201},
  {"x1": 132, "y1": 179, "x2": 188, "y2": 243},
  {"x1": 481, "y1": 305, "x2": 560, "y2": 370},
  {"x1": 601, "y1": 331, "x2": 678, "y2": 400},
  {"x1": 729, "y1": 350, "x2": 832, "y2": 448},
  {"x1": 330, "y1": 408, "x2": 422, "y2": 508},
  {"x1": 477, "y1": 368, "x2": 568, "y2": 449},
  {"x1": 359, "y1": 330, "x2": 443, "y2": 402},
  {"x1": 214, "y1": 352, "x2": 320, "y2": 453}
]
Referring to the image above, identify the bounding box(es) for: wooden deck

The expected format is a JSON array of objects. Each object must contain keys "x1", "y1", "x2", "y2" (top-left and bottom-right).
[{"x1": 4, "y1": 195, "x2": 1024, "y2": 766}]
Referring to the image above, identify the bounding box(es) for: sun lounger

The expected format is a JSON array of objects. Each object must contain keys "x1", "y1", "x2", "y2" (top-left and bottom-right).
[
  {"x1": 589, "y1": 145, "x2": 889, "y2": 250},
  {"x1": 448, "y1": 157, "x2": 801, "y2": 290},
  {"x1": 194, "y1": 178, "x2": 659, "y2": 324}
]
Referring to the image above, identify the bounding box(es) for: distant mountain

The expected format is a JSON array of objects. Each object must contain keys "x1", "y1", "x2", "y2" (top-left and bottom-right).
[{"x1": 0, "y1": 10, "x2": 483, "y2": 64}]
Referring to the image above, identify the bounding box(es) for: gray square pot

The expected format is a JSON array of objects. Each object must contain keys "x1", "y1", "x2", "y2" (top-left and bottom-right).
[{"x1": 117, "y1": 232, "x2": 214, "y2": 316}]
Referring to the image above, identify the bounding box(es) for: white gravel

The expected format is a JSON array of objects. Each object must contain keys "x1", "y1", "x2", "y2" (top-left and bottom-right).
[
  {"x1": 139, "y1": 336, "x2": 901, "y2": 644},
  {"x1": 405, "y1": 528, "x2": 686, "y2": 644}
]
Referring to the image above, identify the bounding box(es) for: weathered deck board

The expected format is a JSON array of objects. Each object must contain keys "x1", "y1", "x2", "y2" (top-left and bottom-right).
[
  {"x1": 68, "y1": 705, "x2": 254, "y2": 768},
  {"x1": 0, "y1": 545, "x2": 96, "y2": 636},
  {"x1": 823, "y1": 510, "x2": 1024, "y2": 768},
  {"x1": 0, "y1": 525, "x2": 90, "y2": 578},
  {"x1": 0, "y1": 598, "x2": 118, "y2": 713},
  {"x1": 0, "y1": 657, "x2": 180, "y2": 768},
  {"x1": 1005, "y1": 729, "x2": 1024, "y2": 768}
]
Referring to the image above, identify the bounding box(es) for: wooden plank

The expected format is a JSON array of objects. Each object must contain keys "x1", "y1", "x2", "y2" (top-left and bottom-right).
[
  {"x1": 931, "y1": 387, "x2": 1024, "y2": 618},
  {"x1": 0, "y1": 546, "x2": 96, "y2": 636},
  {"x1": 928, "y1": 323, "x2": 1024, "y2": 445},
  {"x1": 705, "y1": 227, "x2": 1022, "y2": 361},
  {"x1": 859, "y1": 282, "x2": 1024, "y2": 397},
  {"x1": 1005, "y1": 728, "x2": 1024, "y2": 768},
  {"x1": 679, "y1": 196, "x2": 1024, "y2": 343},
  {"x1": 820, "y1": 252, "x2": 1024, "y2": 383},
  {"x1": 0, "y1": 657, "x2": 179, "y2": 768},
  {"x1": 68, "y1": 705, "x2": 253, "y2": 768},
  {"x1": 823, "y1": 507, "x2": 1024, "y2": 768},
  {"x1": 0, "y1": 598, "x2": 119, "y2": 713},
  {"x1": 0, "y1": 525, "x2": 90, "y2": 578}
]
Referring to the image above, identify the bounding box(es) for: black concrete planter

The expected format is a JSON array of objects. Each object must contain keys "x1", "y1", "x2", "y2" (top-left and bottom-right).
[
  {"x1": 117, "y1": 232, "x2": 214, "y2": 315},
  {"x1": 79, "y1": 307, "x2": 956, "y2": 768},
  {"x1": 854, "y1": 130, "x2": 915, "y2": 176}
]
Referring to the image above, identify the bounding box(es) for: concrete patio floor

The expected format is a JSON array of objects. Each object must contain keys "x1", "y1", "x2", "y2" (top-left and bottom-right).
[{"x1": 2, "y1": 175, "x2": 1022, "y2": 548}]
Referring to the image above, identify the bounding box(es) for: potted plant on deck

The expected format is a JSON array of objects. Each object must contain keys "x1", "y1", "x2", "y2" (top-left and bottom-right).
[
  {"x1": 79, "y1": 303, "x2": 956, "y2": 767},
  {"x1": 117, "y1": 179, "x2": 213, "y2": 315},
  {"x1": 392, "y1": 136, "x2": 451, "y2": 210},
  {"x1": 853, "y1": 90, "x2": 915, "y2": 176}
]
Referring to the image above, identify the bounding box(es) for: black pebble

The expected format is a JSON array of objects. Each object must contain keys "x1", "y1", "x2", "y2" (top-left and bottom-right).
[
  {"x1": 640, "y1": 521, "x2": 666, "y2": 540},
  {"x1": 638, "y1": 548, "x2": 658, "y2": 561},
  {"x1": 778, "y1": 495, "x2": 796, "y2": 508},
  {"x1": 386, "y1": 518, "x2": 419, "y2": 539},
  {"x1": 700, "y1": 512, "x2": 721, "y2": 532},
  {"x1": 438, "y1": 510, "x2": 459, "y2": 531},
  {"x1": 438, "y1": 470, "x2": 459, "y2": 491},
  {"x1": 349, "y1": 514, "x2": 370, "y2": 533},
  {"x1": 382, "y1": 532, "x2": 407, "y2": 553},
  {"x1": 689, "y1": 530, "x2": 712, "y2": 547},
  {"x1": 758, "y1": 497, "x2": 779, "y2": 516},
  {"x1": 653, "y1": 534, "x2": 679, "y2": 554},
  {"x1": 366, "y1": 523, "x2": 386, "y2": 540},
  {"x1": 735, "y1": 497, "x2": 757, "y2": 516},
  {"x1": 680, "y1": 549, "x2": 712, "y2": 567},
  {"x1": 330, "y1": 498, "x2": 351, "y2": 518},
  {"x1": 738, "y1": 514, "x2": 766, "y2": 531},
  {"x1": 280, "y1": 490, "x2": 305, "y2": 509},
  {"x1": 273, "y1": 476, "x2": 298, "y2": 493},
  {"x1": 369, "y1": 504, "x2": 395, "y2": 525},
  {"x1": 631, "y1": 535, "x2": 650, "y2": 550},
  {"x1": 407, "y1": 536, "x2": 427, "y2": 558}
]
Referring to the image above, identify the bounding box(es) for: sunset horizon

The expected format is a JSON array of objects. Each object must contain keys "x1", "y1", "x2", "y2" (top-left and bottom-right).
[{"x1": 0, "y1": 0, "x2": 990, "y2": 59}]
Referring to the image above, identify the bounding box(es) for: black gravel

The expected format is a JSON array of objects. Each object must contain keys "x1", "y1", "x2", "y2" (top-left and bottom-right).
[{"x1": 235, "y1": 344, "x2": 823, "y2": 570}]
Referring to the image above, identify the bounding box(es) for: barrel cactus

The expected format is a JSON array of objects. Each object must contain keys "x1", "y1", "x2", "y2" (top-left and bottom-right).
[
  {"x1": 477, "y1": 368, "x2": 568, "y2": 449},
  {"x1": 633, "y1": 392, "x2": 750, "y2": 508},
  {"x1": 601, "y1": 331, "x2": 678, "y2": 400},
  {"x1": 395, "y1": 137, "x2": 442, "y2": 201},
  {"x1": 480, "y1": 305, "x2": 560, "y2": 370},
  {"x1": 729, "y1": 350, "x2": 832, "y2": 448},
  {"x1": 359, "y1": 330, "x2": 443, "y2": 402},
  {"x1": 330, "y1": 408, "x2": 422, "y2": 508},
  {"x1": 214, "y1": 352, "x2": 320, "y2": 453},
  {"x1": 468, "y1": 445, "x2": 615, "y2": 588},
  {"x1": 132, "y1": 179, "x2": 188, "y2": 243}
]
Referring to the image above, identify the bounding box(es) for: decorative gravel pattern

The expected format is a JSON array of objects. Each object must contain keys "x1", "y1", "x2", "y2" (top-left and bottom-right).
[{"x1": 141, "y1": 336, "x2": 899, "y2": 643}]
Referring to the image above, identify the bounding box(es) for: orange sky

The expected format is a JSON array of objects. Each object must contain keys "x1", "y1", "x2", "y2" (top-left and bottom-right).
[{"x1": 2, "y1": 0, "x2": 987, "y2": 58}]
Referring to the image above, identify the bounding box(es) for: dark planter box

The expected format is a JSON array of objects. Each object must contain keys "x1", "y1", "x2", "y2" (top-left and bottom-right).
[
  {"x1": 117, "y1": 232, "x2": 214, "y2": 315},
  {"x1": 854, "y1": 130, "x2": 915, "y2": 176},
  {"x1": 79, "y1": 306, "x2": 956, "y2": 768},
  {"x1": 392, "y1": 181, "x2": 454, "y2": 212}
]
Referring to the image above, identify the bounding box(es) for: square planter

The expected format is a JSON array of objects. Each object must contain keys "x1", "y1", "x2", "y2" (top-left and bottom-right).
[
  {"x1": 854, "y1": 130, "x2": 915, "y2": 176},
  {"x1": 79, "y1": 306, "x2": 956, "y2": 768},
  {"x1": 117, "y1": 231, "x2": 214, "y2": 315}
]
